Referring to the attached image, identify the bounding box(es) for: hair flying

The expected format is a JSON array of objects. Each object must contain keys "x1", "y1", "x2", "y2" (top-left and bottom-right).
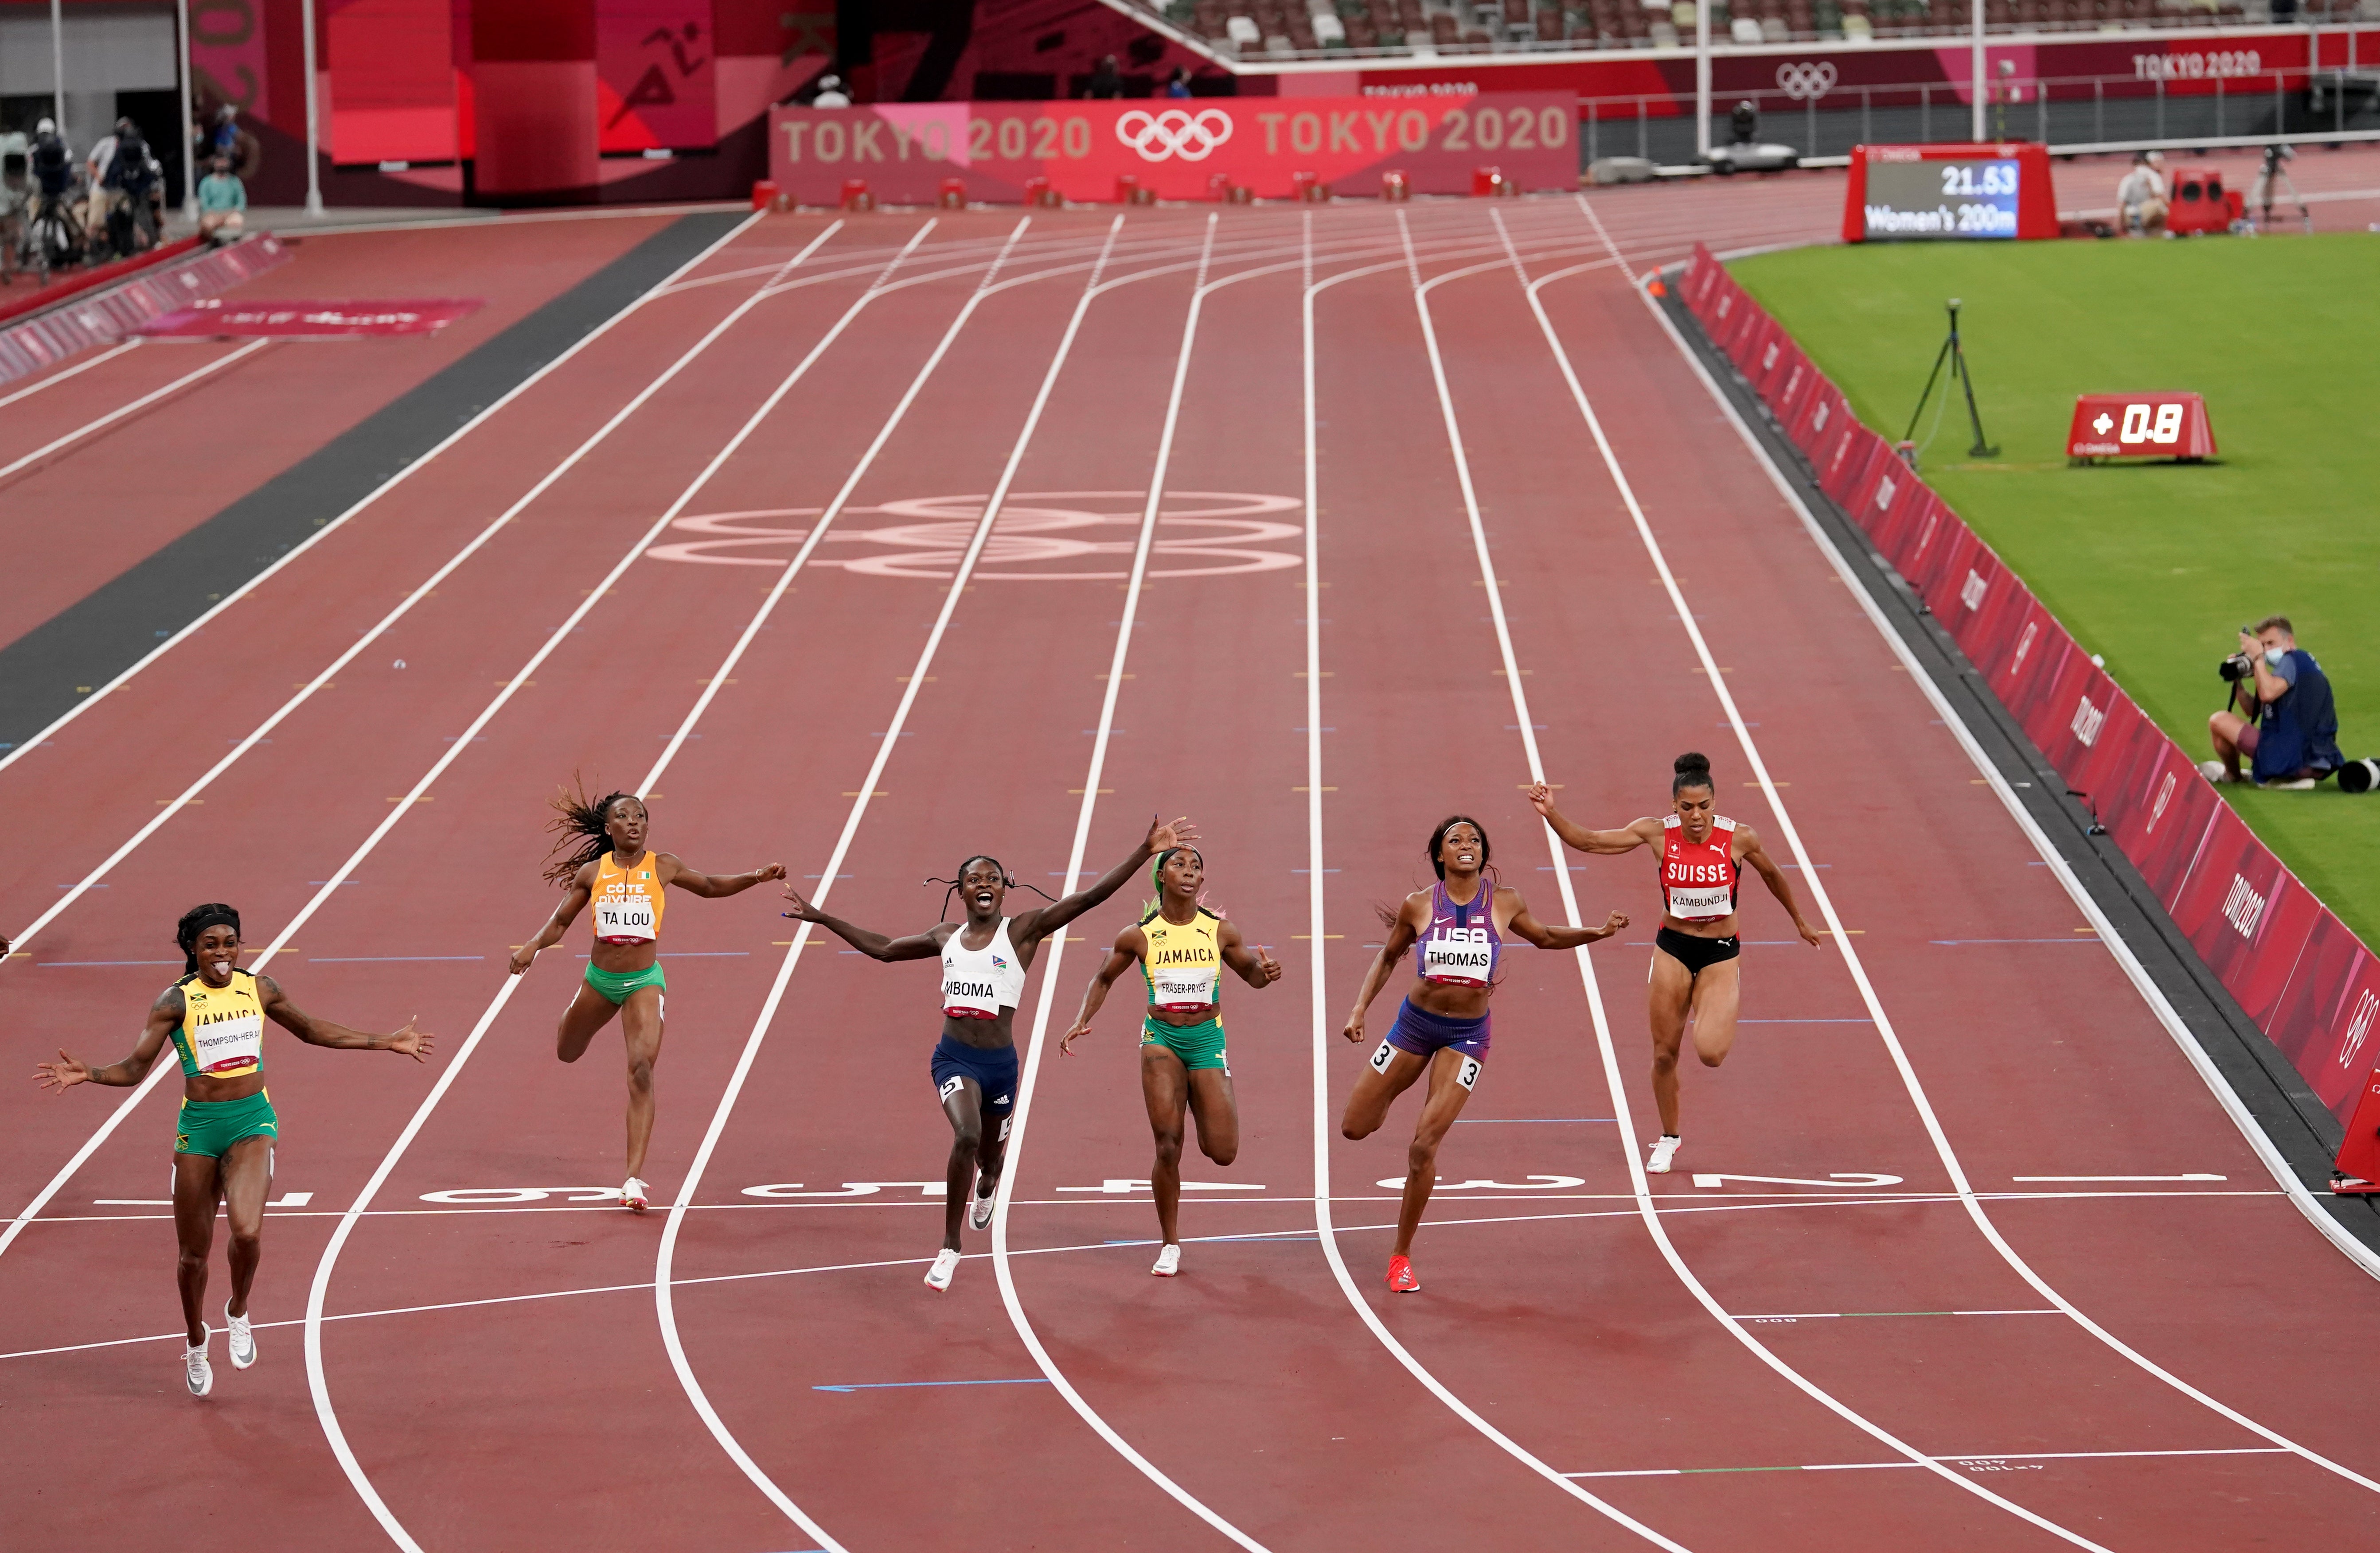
[{"x1": 542, "y1": 777, "x2": 640, "y2": 887}]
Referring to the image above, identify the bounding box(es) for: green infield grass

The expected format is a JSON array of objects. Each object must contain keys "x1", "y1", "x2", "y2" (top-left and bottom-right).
[{"x1": 1729, "y1": 235, "x2": 2378, "y2": 947}]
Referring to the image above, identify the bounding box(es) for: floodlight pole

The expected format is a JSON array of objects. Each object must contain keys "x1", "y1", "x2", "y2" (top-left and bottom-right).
[
  {"x1": 1695, "y1": 0, "x2": 1712, "y2": 158},
  {"x1": 301, "y1": 0, "x2": 324, "y2": 214},
  {"x1": 50, "y1": 0, "x2": 66, "y2": 132},
  {"x1": 177, "y1": 0, "x2": 197, "y2": 216},
  {"x1": 1970, "y1": 0, "x2": 1986, "y2": 140}
]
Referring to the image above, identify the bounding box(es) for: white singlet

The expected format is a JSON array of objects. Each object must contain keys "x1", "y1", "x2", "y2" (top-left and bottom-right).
[{"x1": 941, "y1": 918, "x2": 1026, "y2": 1019}]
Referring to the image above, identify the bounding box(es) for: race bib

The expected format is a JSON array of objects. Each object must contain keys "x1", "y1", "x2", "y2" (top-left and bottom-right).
[
  {"x1": 1420, "y1": 930, "x2": 1492, "y2": 986},
  {"x1": 1666, "y1": 884, "x2": 1734, "y2": 920},
  {"x1": 594, "y1": 894, "x2": 657, "y2": 941},
  {"x1": 1150, "y1": 964, "x2": 1218, "y2": 1010},
  {"x1": 191, "y1": 1010, "x2": 264, "y2": 1075}
]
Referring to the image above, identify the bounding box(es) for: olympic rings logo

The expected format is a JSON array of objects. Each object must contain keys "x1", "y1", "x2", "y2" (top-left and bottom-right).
[
  {"x1": 1115, "y1": 108, "x2": 1236, "y2": 163},
  {"x1": 1775, "y1": 61, "x2": 1838, "y2": 101}
]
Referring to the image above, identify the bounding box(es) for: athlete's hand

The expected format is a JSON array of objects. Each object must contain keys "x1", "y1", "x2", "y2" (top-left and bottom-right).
[
  {"x1": 1593, "y1": 910, "x2": 1629, "y2": 941},
  {"x1": 507, "y1": 943, "x2": 539, "y2": 976},
  {"x1": 32, "y1": 1049, "x2": 89, "y2": 1093},
  {"x1": 1254, "y1": 946, "x2": 1283, "y2": 985},
  {"x1": 385, "y1": 1019, "x2": 434, "y2": 1062},
  {"x1": 1058, "y1": 1021, "x2": 1092, "y2": 1056},
  {"x1": 752, "y1": 863, "x2": 787, "y2": 884},
  {"x1": 1796, "y1": 918, "x2": 1824, "y2": 948},
  {"x1": 1524, "y1": 782, "x2": 1557, "y2": 818},
  {"x1": 1342, "y1": 1008, "x2": 1366, "y2": 1044},
  {"x1": 779, "y1": 884, "x2": 823, "y2": 922},
  {"x1": 1147, "y1": 813, "x2": 1199, "y2": 855}
]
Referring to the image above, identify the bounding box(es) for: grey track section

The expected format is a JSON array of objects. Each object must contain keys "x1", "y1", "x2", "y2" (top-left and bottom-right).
[
  {"x1": 0, "y1": 209, "x2": 747, "y2": 753},
  {"x1": 1656, "y1": 276, "x2": 2380, "y2": 1257}
]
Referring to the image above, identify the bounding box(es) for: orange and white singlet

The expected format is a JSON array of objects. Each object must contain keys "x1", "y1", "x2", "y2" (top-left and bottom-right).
[
  {"x1": 1659, "y1": 814, "x2": 1740, "y2": 923},
  {"x1": 592, "y1": 850, "x2": 665, "y2": 945}
]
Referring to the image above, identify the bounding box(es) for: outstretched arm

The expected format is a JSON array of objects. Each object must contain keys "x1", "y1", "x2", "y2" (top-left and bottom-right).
[
  {"x1": 662, "y1": 854, "x2": 788, "y2": 899},
  {"x1": 33, "y1": 988, "x2": 181, "y2": 1092},
  {"x1": 1219, "y1": 920, "x2": 1283, "y2": 990},
  {"x1": 1342, "y1": 895, "x2": 1424, "y2": 1044},
  {"x1": 1502, "y1": 889, "x2": 1628, "y2": 953},
  {"x1": 780, "y1": 885, "x2": 945, "y2": 961},
  {"x1": 1526, "y1": 785, "x2": 1656, "y2": 856},
  {"x1": 1740, "y1": 827, "x2": 1823, "y2": 948},
  {"x1": 259, "y1": 975, "x2": 434, "y2": 1060},
  {"x1": 1061, "y1": 929, "x2": 1144, "y2": 1055},
  {"x1": 1011, "y1": 814, "x2": 1194, "y2": 947},
  {"x1": 510, "y1": 865, "x2": 593, "y2": 975}
]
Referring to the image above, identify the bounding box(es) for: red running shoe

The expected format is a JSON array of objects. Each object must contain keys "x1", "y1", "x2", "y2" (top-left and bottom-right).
[{"x1": 1386, "y1": 1255, "x2": 1420, "y2": 1293}]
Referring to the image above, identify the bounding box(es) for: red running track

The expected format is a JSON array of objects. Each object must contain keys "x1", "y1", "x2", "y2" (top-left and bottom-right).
[{"x1": 5, "y1": 198, "x2": 2376, "y2": 1553}]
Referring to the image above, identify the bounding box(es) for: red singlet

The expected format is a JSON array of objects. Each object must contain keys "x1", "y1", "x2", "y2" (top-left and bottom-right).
[{"x1": 1660, "y1": 813, "x2": 1740, "y2": 923}]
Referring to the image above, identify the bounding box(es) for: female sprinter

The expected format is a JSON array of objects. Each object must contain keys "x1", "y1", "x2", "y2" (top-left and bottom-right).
[
  {"x1": 508, "y1": 783, "x2": 784, "y2": 1212},
  {"x1": 781, "y1": 814, "x2": 1194, "y2": 1292},
  {"x1": 1527, "y1": 751, "x2": 1821, "y2": 1176},
  {"x1": 32, "y1": 903, "x2": 432, "y2": 1397},
  {"x1": 1341, "y1": 817, "x2": 1627, "y2": 1294},
  {"x1": 1058, "y1": 844, "x2": 1283, "y2": 1277}
]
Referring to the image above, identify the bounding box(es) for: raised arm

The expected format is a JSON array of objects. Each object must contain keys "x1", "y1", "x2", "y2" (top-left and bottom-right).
[
  {"x1": 1500, "y1": 887, "x2": 1629, "y2": 953},
  {"x1": 510, "y1": 862, "x2": 594, "y2": 975},
  {"x1": 779, "y1": 884, "x2": 946, "y2": 961},
  {"x1": 1011, "y1": 814, "x2": 1194, "y2": 948},
  {"x1": 1218, "y1": 919, "x2": 1284, "y2": 991},
  {"x1": 1526, "y1": 785, "x2": 1658, "y2": 856},
  {"x1": 1060, "y1": 927, "x2": 1146, "y2": 1055},
  {"x1": 1342, "y1": 892, "x2": 1425, "y2": 1044},
  {"x1": 661, "y1": 853, "x2": 787, "y2": 899},
  {"x1": 258, "y1": 975, "x2": 434, "y2": 1060},
  {"x1": 1738, "y1": 825, "x2": 1823, "y2": 948},
  {"x1": 32, "y1": 986, "x2": 183, "y2": 1093}
]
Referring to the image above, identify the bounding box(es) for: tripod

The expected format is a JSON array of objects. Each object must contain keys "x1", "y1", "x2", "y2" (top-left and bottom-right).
[
  {"x1": 1904, "y1": 299, "x2": 1998, "y2": 460},
  {"x1": 2249, "y1": 144, "x2": 2310, "y2": 234}
]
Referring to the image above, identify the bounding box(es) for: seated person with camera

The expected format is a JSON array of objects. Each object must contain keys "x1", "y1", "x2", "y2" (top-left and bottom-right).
[{"x1": 2204, "y1": 615, "x2": 2340, "y2": 790}]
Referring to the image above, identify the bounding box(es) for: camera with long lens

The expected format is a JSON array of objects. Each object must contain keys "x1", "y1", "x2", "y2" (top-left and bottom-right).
[{"x1": 2219, "y1": 626, "x2": 2258, "y2": 683}]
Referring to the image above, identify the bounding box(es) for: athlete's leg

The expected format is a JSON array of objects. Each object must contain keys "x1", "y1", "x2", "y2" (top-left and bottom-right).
[
  {"x1": 1646, "y1": 950, "x2": 1695, "y2": 1135},
  {"x1": 937, "y1": 1079, "x2": 985, "y2": 1252},
  {"x1": 1185, "y1": 1067, "x2": 1240, "y2": 1168},
  {"x1": 172, "y1": 1151, "x2": 224, "y2": 1345},
  {"x1": 619, "y1": 986, "x2": 665, "y2": 1181},
  {"x1": 1686, "y1": 958, "x2": 1743, "y2": 1068},
  {"x1": 555, "y1": 980, "x2": 621, "y2": 1063},
  {"x1": 1392, "y1": 1049, "x2": 1479, "y2": 1259},
  {"x1": 1141, "y1": 1044, "x2": 1192, "y2": 1246},
  {"x1": 218, "y1": 1136, "x2": 273, "y2": 1319},
  {"x1": 1341, "y1": 1044, "x2": 1428, "y2": 1140}
]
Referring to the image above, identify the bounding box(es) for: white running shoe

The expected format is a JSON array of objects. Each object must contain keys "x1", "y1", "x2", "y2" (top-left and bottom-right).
[
  {"x1": 1151, "y1": 1243, "x2": 1182, "y2": 1277},
  {"x1": 1647, "y1": 1135, "x2": 1683, "y2": 1174},
  {"x1": 224, "y1": 1300, "x2": 256, "y2": 1370},
  {"x1": 2199, "y1": 760, "x2": 2235, "y2": 785},
  {"x1": 184, "y1": 1327, "x2": 213, "y2": 1397},
  {"x1": 968, "y1": 1173, "x2": 997, "y2": 1232},
  {"x1": 924, "y1": 1248, "x2": 961, "y2": 1291},
  {"x1": 622, "y1": 1177, "x2": 649, "y2": 1213}
]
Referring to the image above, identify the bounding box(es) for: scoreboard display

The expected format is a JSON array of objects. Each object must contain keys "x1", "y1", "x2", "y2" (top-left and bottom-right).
[{"x1": 1844, "y1": 144, "x2": 2058, "y2": 243}]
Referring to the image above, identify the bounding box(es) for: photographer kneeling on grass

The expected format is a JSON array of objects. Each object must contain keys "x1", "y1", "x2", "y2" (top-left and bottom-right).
[{"x1": 2204, "y1": 615, "x2": 2340, "y2": 790}]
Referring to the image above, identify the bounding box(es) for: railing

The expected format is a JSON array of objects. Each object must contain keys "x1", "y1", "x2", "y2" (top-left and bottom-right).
[{"x1": 1580, "y1": 60, "x2": 2380, "y2": 163}]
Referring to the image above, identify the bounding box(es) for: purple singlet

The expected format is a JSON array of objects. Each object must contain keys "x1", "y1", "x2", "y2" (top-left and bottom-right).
[{"x1": 1416, "y1": 880, "x2": 1500, "y2": 988}]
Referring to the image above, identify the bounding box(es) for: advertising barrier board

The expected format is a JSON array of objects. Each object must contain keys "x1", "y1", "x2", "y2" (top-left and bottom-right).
[
  {"x1": 765, "y1": 96, "x2": 1576, "y2": 204},
  {"x1": 1678, "y1": 243, "x2": 2378, "y2": 1155},
  {"x1": 2067, "y1": 391, "x2": 2217, "y2": 459}
]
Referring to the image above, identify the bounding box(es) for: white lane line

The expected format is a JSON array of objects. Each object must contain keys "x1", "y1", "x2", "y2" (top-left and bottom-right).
[
  {"x1": 2012, "y1": 1175, "x2": 2226, "y2": 1183},
  {"x1": 297, "y1": 219, "x2": 953, "y2": 1553},
  {"x1": 0, "y1": 337, "x2": 269, "y2": 483},
  {"x1": 0, "y1": 212, "x2": 765, "y2": 781},
  {"x1": 1294, "y1": 210, "x2": 1697, "y2": 1553},
  {"x1": 996, "y1": 215, "x2": 1277, "y2": 1553},
  {"x1": 1565, "y1": 1445, "x2": 2294, "y2": 1479},
  {"x1": 1733, "y1": 1309, "x2": 2062, "y2": 1320},
  {"x1": 1426, "y1": 207, "x2": 2111, "y2": 1551},
  {"x1": 650, "y1": 216, "x2": 1156, "y2": 1553},
  {"x1": 1566, "y1": 196, "x2": 2380, "y2": 1500},
  {"x1": 0, "y1": 216, "x2": 828, "y2": 1267},
  {"x1": 0, "y1": 338, "x2": 141, "y2": 411}
]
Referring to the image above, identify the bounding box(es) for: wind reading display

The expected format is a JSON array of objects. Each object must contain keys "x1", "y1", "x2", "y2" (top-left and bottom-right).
[{"x1": 1861, "y1": 158, "x2": 2022, "y2": 240}]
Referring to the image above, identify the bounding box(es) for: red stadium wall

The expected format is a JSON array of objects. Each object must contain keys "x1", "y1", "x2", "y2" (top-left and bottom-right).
[{"x1": 1677, "y1": 244, "x2": 2380, "y2": 1125}]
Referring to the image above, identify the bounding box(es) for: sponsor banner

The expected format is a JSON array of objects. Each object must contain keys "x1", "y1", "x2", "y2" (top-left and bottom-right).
[
  {"x1": 2269, "y1": 926, "x2": 2380, "y2": 1119},
  {"x1": 139, "y1": 298, "x2": 484, "y2": 338},
  {"x1": 1789, "y1": 377, "x2": 1847, "y2": 458},
  {"x1": 1727, "y1": 310, "x2": 1778, "y2": 376},
  {"x1": 2105, "y1": 737, "x2": 2223, "y2": 905},
  {"x1": 0, "y1": 237, "x2": 291, "y2": 387},
  {"x1": 2067, "y1": 391, "x2": 2217, "y2": 459},
  {"x1": 765, "y1": 95, "x2": 1575, "y2": 203},
  {"x1": 1820, "y1": 424, "x2": 1887, "y2": 507},
  {"x1": 2165, "y1": 809, "x2": 2307, "y2": 1000},
  {"x1": 1757, "y1": 339, "x2": 1809, "y2": 410}
]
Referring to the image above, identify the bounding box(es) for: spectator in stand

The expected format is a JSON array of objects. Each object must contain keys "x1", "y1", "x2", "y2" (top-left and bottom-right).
[
  {"x1": 2117, "y1": 151, "x2": 2168, "y2": 236},
  {"x1": 2204, "y1": 615, "x2": 2342, "y2": 789},
  {"x1": 1166, "y1": 65, "x2": 1194, "y2": 98},
  {"x1": 211, "y1": 105, "x2": 261, "y2": 180},
  {"x1": 197, "y1": 154, "x2": 246, "y2": 243},
  {"x1": 1086, "y1": 54, "x2": 1124, "y2": 99}
]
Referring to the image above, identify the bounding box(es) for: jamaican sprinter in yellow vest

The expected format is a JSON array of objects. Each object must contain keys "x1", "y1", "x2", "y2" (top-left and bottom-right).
[
  {"x1": 1061, "y1": 845, "x2": 1284, "y2": 1278},
  {"x1": 34, "y1": 903, "x2": 433, "y2": 1398},
  {"x1": 509, "y1": 781, "x2": 786, "y2": 1214}
]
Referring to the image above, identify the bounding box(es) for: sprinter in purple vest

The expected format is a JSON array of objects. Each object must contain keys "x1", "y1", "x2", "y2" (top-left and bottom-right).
[{"x1": 1340, "y1": 815, "x2": 1627, "y2": 1294}]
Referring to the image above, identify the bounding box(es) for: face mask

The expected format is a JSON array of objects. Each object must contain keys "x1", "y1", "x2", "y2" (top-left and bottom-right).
[{"x1": 2264, "y1": 647, "x2": 2286, "y2": 667}]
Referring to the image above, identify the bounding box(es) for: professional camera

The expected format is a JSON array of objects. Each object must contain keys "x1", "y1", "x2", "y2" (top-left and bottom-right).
[{"x1": 2220, "y1": 626, "x2": 2257, "y2": 683}]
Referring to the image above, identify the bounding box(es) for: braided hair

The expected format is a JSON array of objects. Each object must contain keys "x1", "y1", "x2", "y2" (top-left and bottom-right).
[
  {"x1": 542, "y1": 777, "x2": 640, "y2": 888},
  {"x1": 176, "y1": 902, "x2": 242, "y2": 974},
  {"x1": 925, "y1": 855, "x2": 1058, "y2": 920}
]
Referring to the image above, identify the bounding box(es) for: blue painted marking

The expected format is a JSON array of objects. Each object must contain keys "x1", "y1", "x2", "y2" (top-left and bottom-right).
[{"x1": 813, "y1": 1378, "x2": 1050, "y2": 1393}]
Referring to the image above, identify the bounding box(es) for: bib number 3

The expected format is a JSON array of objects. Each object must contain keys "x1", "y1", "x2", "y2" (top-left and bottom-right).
[
  {"x1": 1454, "y1": 1055, "x2": 1483, "y2": 1092},
  {"x1": 1368, "y1": 1039, "x2": 1394, "y2": 1075}
]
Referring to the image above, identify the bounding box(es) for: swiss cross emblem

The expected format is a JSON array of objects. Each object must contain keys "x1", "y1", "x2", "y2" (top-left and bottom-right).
[{"x1": 2091, "y1": 412, "x2": 2114, "y2": 434}]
